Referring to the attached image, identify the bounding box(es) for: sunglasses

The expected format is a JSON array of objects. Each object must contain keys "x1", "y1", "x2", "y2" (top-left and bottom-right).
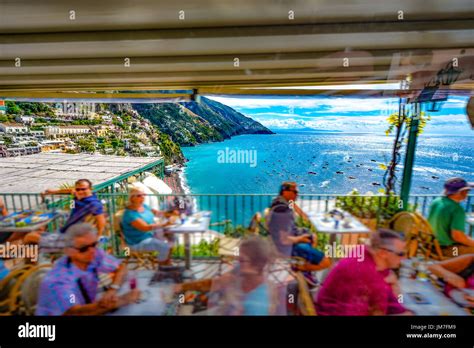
[
  {"x1": 75, "y1": 187, "x2": 90, "y2": 191},
  {"x1": 73, "y1": 241, "x2": 98, "y2": 253},
  {"x1": 132, "y1": 194, "x2": 146, "y2": 198},
  {"x1": 380, "y1": 247, "x2": 405, "y2": 257}
]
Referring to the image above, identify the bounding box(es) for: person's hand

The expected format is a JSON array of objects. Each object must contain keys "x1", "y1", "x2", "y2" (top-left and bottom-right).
[
  {"x1": 98, "y1": 290, "x2": 119, "y2": 310},
  {"x1": 167, "y1": 215, "x2": 178, "y2": 225},
  {"x1": 385, "y1": 270, "x2": 401, "y2": 294},
  {"x1": 298, "y1": 234, "x2": 312, "y2": 244},
  {"x1": 463, "y1": 293, "x2": 474, "y2": 306},
  {"x1": 444, "y1": 273, "x2": 466, "y2": 289},
  {"x1": 119, "y1": 289, "x2": 141, "y2": 306}
]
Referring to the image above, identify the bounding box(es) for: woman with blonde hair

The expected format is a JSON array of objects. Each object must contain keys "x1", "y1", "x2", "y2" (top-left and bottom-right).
[{"x1": 122, "y1": 187, "x2": 176, "y2": 265}]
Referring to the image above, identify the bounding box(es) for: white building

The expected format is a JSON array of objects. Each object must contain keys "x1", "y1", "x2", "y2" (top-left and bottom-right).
[
  {"x1": 30, "y1": 130, "x2": 45, "y2": 138},
  {"x1": 0, "y1": 123, "x2": 29, "y2": 134},
  {"x1": 15, "y1": 115, "x2": 35, "y2": 125},
  {"x1": 44, "y1": 125, "x2": 91, "y2": 137}
]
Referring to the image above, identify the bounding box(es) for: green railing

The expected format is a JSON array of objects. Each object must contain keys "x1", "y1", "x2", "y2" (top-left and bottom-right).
[
  {"x1": 1, "y1": 192, "x2": 472, "y2": 257},
  {"x1": 1, "y1": 192, "x2": 472, "y2": 229}
]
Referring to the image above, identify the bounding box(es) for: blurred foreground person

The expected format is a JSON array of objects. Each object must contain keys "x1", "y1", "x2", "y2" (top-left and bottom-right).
[
  {"x1": 316, "y1": 229, "x2": 412, "y2": 316},
  {"x1": 428, "y1": 254, "x2": 474, "y2": 306},
  {"x1": 175, "y1": 236, "x2": 276, "y2": 315},
  {"x1": 36, "y1": 223, "x2": 139, "y2": 315},
  {"x1": 428, "y1": 177, "x2": 474, "y2": 256}
]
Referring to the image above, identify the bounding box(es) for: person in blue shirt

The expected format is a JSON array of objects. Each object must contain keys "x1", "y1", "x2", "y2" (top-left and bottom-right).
[
  {"x1": 122, "y1": 187, "x2": 176, "y2": 264},
  {"x1": 42, "y1": 179, "x2": 106, "y2": 235}
]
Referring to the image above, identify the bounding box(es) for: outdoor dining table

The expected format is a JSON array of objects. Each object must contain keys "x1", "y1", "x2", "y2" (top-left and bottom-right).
[
  {"x1": 0, "y1": 211, "x2": 64, "y2": 233},
  {"x1": 307, "y1": 211, "x2": 371, "y2": 245},
  {"x1": 109, "y1": 270, "x2": 168, "y2": 315},
  {"x1": 164, "y1": 211, "x2": 211, "y2": 271},
  {"x1": 399, "y1": 278, "x2": 469, "y2": 316}
]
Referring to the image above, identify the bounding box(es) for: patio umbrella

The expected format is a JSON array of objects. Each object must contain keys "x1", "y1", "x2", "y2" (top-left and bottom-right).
[{"x1": 142, "y1": 173, "x2": 173, "y2": 195}]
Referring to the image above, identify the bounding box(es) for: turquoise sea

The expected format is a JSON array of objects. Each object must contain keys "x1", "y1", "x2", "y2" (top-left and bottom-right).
[
  {"x1": 182, "y1": 131, "x2": 473, "y2": 195},
  {"x1": 181, "y1": 131, "x2": 473, "y2": 227}
]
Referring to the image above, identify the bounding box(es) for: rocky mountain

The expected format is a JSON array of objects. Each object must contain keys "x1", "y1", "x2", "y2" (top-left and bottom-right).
[{"x1": 133, "y1": 96, "x2": 273, "y2": 146}]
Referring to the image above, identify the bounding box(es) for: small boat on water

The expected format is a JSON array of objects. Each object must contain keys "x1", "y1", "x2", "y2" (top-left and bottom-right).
[
  {"x1": 336, "y1": 171, "x2": 344, "y2": 174},
  {"x1": 371, "y1": 182, "x2": 381, "y2": 186},
  {"x1": 348, "y1": 176, "x2": 356, "y2": 179}
]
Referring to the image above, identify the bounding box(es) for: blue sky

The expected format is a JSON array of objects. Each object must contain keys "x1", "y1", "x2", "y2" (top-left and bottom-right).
[{"x1": 207, "y1": 95, "x2": 473, "y2": 135}]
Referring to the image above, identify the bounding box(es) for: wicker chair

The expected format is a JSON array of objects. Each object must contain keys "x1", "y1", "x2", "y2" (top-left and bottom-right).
[
  {"x1": 0, "y1": 264, "x2": 33, "y2": 315},
  {"x1": 388, "y1": 211, "x2": 445, "y2": 260}
]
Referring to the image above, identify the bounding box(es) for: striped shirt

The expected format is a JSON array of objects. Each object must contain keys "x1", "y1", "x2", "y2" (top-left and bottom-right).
[{"x1": 36, "y1": 249, "x2": 120, "y2": 315}]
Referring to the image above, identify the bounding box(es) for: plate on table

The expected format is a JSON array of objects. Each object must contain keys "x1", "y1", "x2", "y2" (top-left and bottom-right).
[{"x1": 20, "y1": 213, "x2": 55, "y2": 225}]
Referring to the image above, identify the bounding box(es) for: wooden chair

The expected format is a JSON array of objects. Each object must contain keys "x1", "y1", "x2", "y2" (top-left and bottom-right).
[
  {"x1": 113, "y1": 210, "x2": 159, "y2": 270},
  {"x1": 17, "y1": 264, "x2": 52, "y2": 315},
  {"x1": 0, "y1": 264, "x2": 33, "y2": 315},
  {"x1": 388, "y1": 211, "x2": 445, "y2": 260}
]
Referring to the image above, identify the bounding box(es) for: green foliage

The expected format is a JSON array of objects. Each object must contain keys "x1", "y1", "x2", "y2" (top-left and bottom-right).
[
  {"x1": 172, "y1": 238, "x2": 220, "y2": 257},
  {"x1": 336, "y1": 189, "x2": 401, "y2": 224},
  {"x1": 77, "y1": 137, "x2": 96, "y2": 153},
  {"x1": 385, "y1": 111, "x2": 431, "y2": 136}
]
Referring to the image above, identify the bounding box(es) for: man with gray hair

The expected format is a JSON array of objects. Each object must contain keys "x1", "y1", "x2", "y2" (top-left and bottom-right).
[
  {"x1": 36, "y1": 223, "x2": 139, "y2": 315},
  {"x1": 316, "y1": 229, "x2": 412, "y2": 316}
]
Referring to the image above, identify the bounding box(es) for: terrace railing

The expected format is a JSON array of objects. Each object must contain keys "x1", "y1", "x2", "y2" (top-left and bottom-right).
[{"x1": 1, "y1": 192, "x2": 472, "y2": 257}]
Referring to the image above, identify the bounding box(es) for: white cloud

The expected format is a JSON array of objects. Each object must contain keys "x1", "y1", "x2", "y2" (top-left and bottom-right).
[{"x1": 207, "y1": 96, "x2": 399, "y2": 113}]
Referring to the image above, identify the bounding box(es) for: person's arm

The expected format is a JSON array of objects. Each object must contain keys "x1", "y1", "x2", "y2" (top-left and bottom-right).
[
  {"x1": 63, "y1": 290, "x2": 140, "y2": 316},
  {"x1": 0, "y1": 198, "x2": 8, "y2": 216},
  {"x1": 151, "y1": 209, "x2": 165, "y2": 217},
  {"x1": 449, "y1": 208, "x2": 474, "y2": 247},
  {"x1": 95, "y1": 214, "x2": 106, "y2": 235},
  {"x1": 428, "y1": 255, "x2": 474, "y2": 288},
  {"x1": 292, "y1": 203, "x2": 309, "y2": 221},
  {"x1": 130, "y1": 218, "x2": 163, "y2": 232},
  {"x1": 451, "y1": 230, "x2": 474, "y2": 247},
  {"x1": 42, "y1": 188, "x2": 74, "y2": 195}
]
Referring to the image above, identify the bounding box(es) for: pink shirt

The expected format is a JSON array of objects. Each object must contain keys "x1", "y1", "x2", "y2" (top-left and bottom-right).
[{"x1": 316, "y1": 248, "x2": 406, "y2": 316}]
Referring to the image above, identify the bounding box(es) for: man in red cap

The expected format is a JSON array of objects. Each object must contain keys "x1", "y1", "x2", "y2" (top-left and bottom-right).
[{"x1": 428, "y1": 177, "x2": 474, "y2": 256}]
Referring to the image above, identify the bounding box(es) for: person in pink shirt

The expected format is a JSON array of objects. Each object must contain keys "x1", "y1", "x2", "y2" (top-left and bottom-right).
[{"x1": 316, "y1": 229, "x2": 412, "y2": 316}]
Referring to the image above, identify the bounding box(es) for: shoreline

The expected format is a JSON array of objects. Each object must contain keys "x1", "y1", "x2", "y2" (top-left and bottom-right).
[{"x1": 163, "y1": 164, "x2": 191, "y2": 195}]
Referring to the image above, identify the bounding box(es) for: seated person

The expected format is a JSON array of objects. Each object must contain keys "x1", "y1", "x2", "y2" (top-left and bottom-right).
[
  {"x1": 428, "y1": 254, "x2": 474, "y2": 306},
  {"x1": 316, "y1": 229, "x2": 412, "y2": 316},
  {"x1": 42, "y1": 179, "x2": 106, "y2": 235},
  {"x1": 267, "y1": 182, "x2": 330, "y2": 272},
  {"x1": 36, "y1": 223, "x2": 139, "y2": 315},
  {"x1": 175, "y1": 236, "x2": 276, "y2": 315},
  {"x1": 121, "y1": 188, "x2": 176, "y2": 265},
  {"x1": 428, "y1": 177, "x2": 474, "y2": 257}
]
